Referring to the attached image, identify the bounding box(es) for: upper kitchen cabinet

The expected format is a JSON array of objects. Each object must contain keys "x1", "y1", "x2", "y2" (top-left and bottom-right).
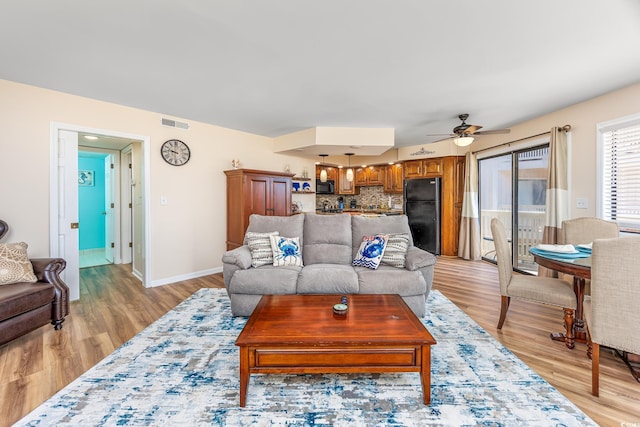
[
  {"x1": 224, "y1": 169, "x2": 294, "y2": 250},
  {"x1": 337, "y1": 168, "x2": 360, "y2": 195},
  {"x1": 315, "y1": 165, "x2": 338, "y2": 182},
  {"x1": 403, "y1": 159, "x2": 444, "y2": 178},
  {"x1": 355, "y1": 165, "x2": 385, "y2": 186},
  {"x1": 384, "y1": 163, "x2": 404, "y2": 194}
]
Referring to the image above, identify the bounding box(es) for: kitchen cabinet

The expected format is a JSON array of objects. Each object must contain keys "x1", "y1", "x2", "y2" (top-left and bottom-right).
[
  {"x1": 440, "y1": 156, "x2": 465, "y2": 257},
  {"x1": 337, "y1": 168, "x2": 360, "y2": 195},
  {"x1": 403, "y1": 159, "x2": 443, "y2": 178},
  {"x1": 224, "y1": 169, "x2": 294, "y2": 250},
  {"x1": 403, "y1": 156, "x2": 464, "y2": 256},
  {"x1": 355, "y1": 165, "x2": 385, "y2": 186},
  {"x1": 315, "y1": 166, "x2": 337, "y2": 182},
  {"x1": 384, "y1": 163, "x2": 404, "y2": 193}
]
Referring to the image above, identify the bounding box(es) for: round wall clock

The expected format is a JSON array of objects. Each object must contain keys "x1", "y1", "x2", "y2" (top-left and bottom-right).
[{"x1": 161, "y1": 139, "x2": 191, "y2": 166}]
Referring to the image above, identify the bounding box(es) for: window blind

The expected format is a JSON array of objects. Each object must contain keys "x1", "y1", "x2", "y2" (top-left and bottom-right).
[{"x1": 602, "y1": 123, "x2": 640, "y2": 231}]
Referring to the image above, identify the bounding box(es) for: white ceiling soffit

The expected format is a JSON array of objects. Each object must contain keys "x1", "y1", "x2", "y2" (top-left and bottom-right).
[
  {"x1": 1, "y1": 1, "x2": 640, "y2": 150},
  {"x1": 273, "y1": 127, "x2": 395, "y2": 157}
]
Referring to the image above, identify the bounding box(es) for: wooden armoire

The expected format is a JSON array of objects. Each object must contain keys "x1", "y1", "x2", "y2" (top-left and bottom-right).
[{"x1": 224, "y1": 169, "x2": 294, "y2": 250}]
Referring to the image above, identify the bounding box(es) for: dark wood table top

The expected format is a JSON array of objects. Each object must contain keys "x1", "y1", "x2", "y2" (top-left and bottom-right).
[
  {"x1": 235, "y1": 294, "x2": 435, "y2": 347},
  {"x1": 532, "y1": 253, "x2": 591, "y2": 279}
]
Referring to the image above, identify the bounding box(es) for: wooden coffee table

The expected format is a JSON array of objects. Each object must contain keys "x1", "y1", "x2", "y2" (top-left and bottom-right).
[{"x1": 234, "y1": 294, "x2": 436, "y2": 407}]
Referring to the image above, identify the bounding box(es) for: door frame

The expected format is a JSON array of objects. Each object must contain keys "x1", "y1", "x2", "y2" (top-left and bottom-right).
[{"x1": 49, "y1": 122, "x2": 151, "y2": 295}]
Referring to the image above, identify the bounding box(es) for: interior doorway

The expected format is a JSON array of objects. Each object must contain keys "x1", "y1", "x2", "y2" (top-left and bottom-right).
[
  {"x1": 78, "y1": 147, "x2": 127, "y2": 268},
  {"x1": 50, "y1": 122, "x2": 150, "y2": 301}
]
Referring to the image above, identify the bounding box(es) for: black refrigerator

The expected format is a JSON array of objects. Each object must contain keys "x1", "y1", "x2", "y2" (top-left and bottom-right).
[{"x1": 404, "y1": 177, "x2": 441, "y2": 255}]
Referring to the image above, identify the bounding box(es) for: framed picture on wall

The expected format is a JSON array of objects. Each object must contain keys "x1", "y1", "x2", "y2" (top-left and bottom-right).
[{"x1": 78, "y1": 170, "x2": 94, "y2": 186}]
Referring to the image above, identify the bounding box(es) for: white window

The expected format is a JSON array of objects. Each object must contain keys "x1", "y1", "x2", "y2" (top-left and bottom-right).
[{"x1": 598, "y1": 113, "x2": 640, "y2": 232}]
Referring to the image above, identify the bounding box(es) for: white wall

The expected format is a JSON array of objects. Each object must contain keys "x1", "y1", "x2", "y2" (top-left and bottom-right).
[{"x1": 0, "y1": 79, "x2": 316, "y2": 285}]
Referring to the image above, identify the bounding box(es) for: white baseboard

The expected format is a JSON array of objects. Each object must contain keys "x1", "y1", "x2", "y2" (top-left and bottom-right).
[{"x1": 149, "y1": 267, "x2": 223, "y2": 288}]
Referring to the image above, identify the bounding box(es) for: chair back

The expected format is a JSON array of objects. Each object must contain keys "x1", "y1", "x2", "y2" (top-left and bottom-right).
[
  {"x1": 562, "y1": 217, "x2": 618, "y2": 245},
  {"x1": 490, "y1": 218, "x2": 512, "y2": 295},
  {"x1": 590, "y1": 236, "x2": 640, "y2": 354}
]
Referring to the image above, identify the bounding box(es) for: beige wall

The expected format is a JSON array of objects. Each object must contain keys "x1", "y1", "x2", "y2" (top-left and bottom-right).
[
  {"x1": 402, "y1": 82, "x2": 640, "y2": 219},
  {"x1": 0, "y1": 79, "x2": 316, "y2": 285},
  {"x1": 2, "y1": 78, "x2": 637, "y2": 284}
]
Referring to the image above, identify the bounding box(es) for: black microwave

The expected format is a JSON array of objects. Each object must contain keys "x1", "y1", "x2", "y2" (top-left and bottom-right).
[{"x1": 316, "y1": 179, "x2": 335, "y2": 194}]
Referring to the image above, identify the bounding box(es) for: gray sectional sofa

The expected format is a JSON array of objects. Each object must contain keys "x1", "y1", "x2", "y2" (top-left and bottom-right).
[{"x1": 221, "y1": 213, "x2": 437, "y2": 317}]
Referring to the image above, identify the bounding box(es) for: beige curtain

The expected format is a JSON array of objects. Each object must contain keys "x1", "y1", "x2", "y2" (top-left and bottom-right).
[
  {"x1": 458, "y1": 151, "x2": 482, "y2": 260},
  {"x1": 540, "y1": 126, "x2": 569, "y2": 276}
]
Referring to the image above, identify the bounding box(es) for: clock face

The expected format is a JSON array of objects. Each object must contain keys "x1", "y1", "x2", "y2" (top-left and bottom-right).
[{"x1": 161, "y1": 139, "x2": 191, "y2": 166}]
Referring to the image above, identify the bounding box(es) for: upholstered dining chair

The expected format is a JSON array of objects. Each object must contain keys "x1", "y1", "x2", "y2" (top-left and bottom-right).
[
  {"x1": 490, "y1": 218, "x2": 577, "y2": 348},
  {"x1": 584, "y1": 236, "x2": 640, "y2": 396},
  {"x1": 562, "y1": 217, "x2": 619, "y2": 246},
  {"x1": 562, "y1": 217, "x2": 619, "y2": 294}
]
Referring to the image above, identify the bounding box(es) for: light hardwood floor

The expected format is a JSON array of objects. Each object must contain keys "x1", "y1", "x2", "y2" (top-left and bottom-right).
[{"x1": 1, "y1": 258, "x2": 638, "y2": 426}]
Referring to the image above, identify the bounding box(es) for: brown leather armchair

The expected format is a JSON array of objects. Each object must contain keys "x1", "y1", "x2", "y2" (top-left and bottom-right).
[{"x1": 0, "y1": 220, "x2": 69, "y2": 346}]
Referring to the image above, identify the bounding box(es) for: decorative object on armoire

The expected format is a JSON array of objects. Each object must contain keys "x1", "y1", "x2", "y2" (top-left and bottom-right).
[{"x1": 160, "y1": 139, "x2": 191, "y2": 166}]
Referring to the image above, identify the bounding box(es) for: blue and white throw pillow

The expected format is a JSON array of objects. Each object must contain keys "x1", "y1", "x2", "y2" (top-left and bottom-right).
[
  {"x1": 270, "y1": 235, "x2": 303, "y2": 267},
  {"x1": 353, "y1": 234, "x2": 389, "y2": 269}
]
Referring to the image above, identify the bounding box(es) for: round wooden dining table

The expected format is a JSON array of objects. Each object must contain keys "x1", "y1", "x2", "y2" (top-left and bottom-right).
[{"x1": 531, "y1": 253, "x2": 591, "y2": 343}]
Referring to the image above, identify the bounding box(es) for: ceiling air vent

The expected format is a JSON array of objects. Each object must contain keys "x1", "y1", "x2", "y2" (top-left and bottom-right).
[{"x1": 161, "y1": 118, "x2": 189, "y2": 130}]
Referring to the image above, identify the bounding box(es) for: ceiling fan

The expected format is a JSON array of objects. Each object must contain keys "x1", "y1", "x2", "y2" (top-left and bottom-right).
[{"x1": 427, "y1": 114, "x2": 510, "y2": 146}]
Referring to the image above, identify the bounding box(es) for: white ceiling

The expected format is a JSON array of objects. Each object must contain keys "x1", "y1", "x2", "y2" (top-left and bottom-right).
[{"x1": 2, "y1": 1, "x2": 640, "y2": 155}]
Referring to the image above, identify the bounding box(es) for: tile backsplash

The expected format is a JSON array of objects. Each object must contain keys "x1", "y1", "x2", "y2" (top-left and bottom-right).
[{"x1": 316, "y1": 186, "x2": 403, "y2": 210}]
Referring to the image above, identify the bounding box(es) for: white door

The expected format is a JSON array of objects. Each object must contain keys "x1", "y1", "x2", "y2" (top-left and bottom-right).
[
  {"x1": 104, "y1": 154, "x2": 115, "y2": 263},
  {"x1": 121, "y1": 149, "x2": 133, "y2": 264},
  {"x1": 56, "y1": 130, "x2": 80, "y2": 301}
]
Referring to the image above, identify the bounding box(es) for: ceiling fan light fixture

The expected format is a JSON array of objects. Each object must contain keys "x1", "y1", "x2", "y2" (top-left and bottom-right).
[{"x1": 454, "y1": 136, "x2": 474, "y2": 147}]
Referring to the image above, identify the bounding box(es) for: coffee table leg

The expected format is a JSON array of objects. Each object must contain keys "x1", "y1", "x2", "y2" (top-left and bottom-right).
[
  {"x1": 420, "y1": 345, "x2": 431, "y2": 405},
  {"x1": 239, "y1": 346, "x2": 249, "y2": 407}
]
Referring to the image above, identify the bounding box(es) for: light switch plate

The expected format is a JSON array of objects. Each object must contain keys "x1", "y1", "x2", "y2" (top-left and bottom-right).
[{"x1": 576, "y1": 198, "x2": 588, "y2": 209}]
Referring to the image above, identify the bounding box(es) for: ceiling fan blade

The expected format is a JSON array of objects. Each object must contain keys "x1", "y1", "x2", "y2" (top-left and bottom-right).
[
  {"x1": 463, "y1": 125, "x2": 483, "y2": 134},
  {"x1": 474, "y1": 129, "x2": 511, "y2": 135},
  {"x1": 425, "y1": 133, "x2": 456, "y2": 137},
  {"x1": 427, "y1": 136, "x2": 454, "y2": 144}
]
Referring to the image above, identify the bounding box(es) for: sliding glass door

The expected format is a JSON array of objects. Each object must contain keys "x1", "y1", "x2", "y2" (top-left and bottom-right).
[{"x1": 479, "y1": 145, "x2": 549, "y2": 274}]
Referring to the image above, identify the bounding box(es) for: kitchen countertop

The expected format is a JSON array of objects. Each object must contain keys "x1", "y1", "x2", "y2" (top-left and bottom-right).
[{"x1": 315, "y1": 208, "x2": 404, "y2": 215}]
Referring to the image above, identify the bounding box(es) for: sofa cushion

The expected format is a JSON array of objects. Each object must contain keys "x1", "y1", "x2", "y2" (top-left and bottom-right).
[
  {"x1": 245, "y1": 214, "x2": 305, "y2": 246},
  {"x1": 0, "y1": 242, "x2": 38, "y2": 285},
  {"x1": 381, "y1": 233, "x2": 411, "y2": 268},
  {"x1": 303, "y1": 213, "x2": 352, "y2": 265},
  {"x1": 228, "y1": 265, "x2": 301, "y2": 295},
  {"x1": 297, "y1": 264, "x2": 359, "y2": 294},
  {"x1": 351, "y1": 215, "x2": 414, "y2": 259},
  {"x1": 352, "y1": 234, "x2": 389, "y2": 269},
  {"x1": 246, "y1": 231, "x2": 279, "y2": 267},
  {"x1": 356, "y1": 266, "x2": 427, "y2": 296},
  {"x1": 270, "y1": 235, "x2": 303, "y2": 267}
]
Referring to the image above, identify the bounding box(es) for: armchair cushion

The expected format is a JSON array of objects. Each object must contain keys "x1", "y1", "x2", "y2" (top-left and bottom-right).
[{"x1": 0, "y1": 242, "x2": 37, "y2": 285}]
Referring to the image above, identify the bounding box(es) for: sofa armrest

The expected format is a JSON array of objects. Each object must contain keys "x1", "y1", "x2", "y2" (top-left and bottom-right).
[
  {"x1": 30, "y1": 257, "x2": 69, "y2": 326},
  {"x1": 404, "y1": 246, "x2": 437, "y2": 271},
  {"x1": 222, "y1": 246, "x2": 252, "y2": 270}
]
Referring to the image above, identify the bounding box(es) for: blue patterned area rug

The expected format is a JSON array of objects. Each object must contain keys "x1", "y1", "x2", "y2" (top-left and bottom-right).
[{"x1": 16, "y1": 289, "x2": 597, "y2": 426}]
